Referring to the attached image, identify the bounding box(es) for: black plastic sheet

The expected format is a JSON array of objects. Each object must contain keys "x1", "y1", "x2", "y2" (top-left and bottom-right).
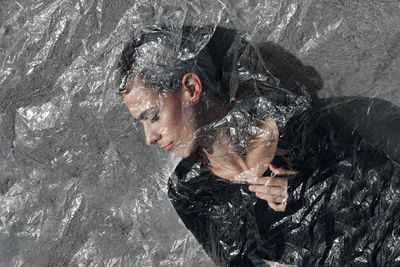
[{"x1": 1, "y1": 1, "x2": 400, "y2": 266}]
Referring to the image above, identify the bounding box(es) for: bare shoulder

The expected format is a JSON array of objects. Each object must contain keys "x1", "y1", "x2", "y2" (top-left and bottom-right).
[{"x1": 244, "y1": 117, "x2": 279, "y2": 177}]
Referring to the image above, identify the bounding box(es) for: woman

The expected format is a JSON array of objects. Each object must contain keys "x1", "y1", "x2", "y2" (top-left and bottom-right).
[{"x1": 117, "y1": 25, "x2": 399, "y2": 266}]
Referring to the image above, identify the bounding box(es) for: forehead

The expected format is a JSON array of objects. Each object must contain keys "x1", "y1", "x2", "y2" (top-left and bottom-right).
[{"x1": 122, "y1": 77, "x2": 161, "y2": 119}]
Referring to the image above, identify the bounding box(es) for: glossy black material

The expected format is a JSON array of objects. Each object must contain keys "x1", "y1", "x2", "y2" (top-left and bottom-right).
[{"x1": 168, "y1": 103, "x2": 400, "y2": 266}]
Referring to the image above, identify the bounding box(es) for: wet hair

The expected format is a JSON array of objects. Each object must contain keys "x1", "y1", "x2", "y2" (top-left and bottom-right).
[
  {"x1": 117, "y1": 25, "x2": 225, "y2": 100},
  {"x1": 117, "y1": 25, "x2": 322, "y2": 104},
  {"x1": 256, "y1": 42, "x2": 322, "y2": 102}
]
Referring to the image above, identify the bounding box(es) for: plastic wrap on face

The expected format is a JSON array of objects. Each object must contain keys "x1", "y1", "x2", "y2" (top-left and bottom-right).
[{"x1": 1, "y1": 0, "x2": 400, "y2": 267}]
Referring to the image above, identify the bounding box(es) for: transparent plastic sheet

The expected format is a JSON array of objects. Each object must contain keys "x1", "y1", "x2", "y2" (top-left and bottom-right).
[{"x1": 1, "y1": 1, "x2": 400, "y2": 266}]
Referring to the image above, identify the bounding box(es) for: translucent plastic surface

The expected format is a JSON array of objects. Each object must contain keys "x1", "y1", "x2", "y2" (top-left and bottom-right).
[{"x1": 1, "y1": 0, "x2": 399, "y2": 266}]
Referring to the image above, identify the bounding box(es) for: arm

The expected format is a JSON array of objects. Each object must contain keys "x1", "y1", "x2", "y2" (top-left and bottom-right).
[
  {"x1": 168, "y1": 173, "x2": 270, "y2": 266},
  {"x1": 167, "y1": 177, "x2": 214, "y2": 258},
  {"x1": 243, "y1": 117, "x2": 297, "y2": 212},
  {"x1": 244, "y1": 117, "x2": 279, "y2": 177}
]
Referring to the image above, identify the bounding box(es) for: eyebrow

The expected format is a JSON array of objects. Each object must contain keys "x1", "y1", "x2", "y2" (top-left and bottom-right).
[
  {"x1": 138, "y1": 107, "x2": 157, "y2": 121},
  {"x1": 120, "y1": 85, "x2": 133, "y2": 96}
]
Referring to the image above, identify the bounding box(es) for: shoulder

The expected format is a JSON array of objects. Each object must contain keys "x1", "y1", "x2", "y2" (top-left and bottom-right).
[
  {"x1": 172, "y1": 156, "x2": 198, "y2": 181},
  {"x1": 167, "y1": 153, "x2": 213, "y2": 199},
  {"x1": 167, "y1": 156, "x2": 197, "y2": 194}
]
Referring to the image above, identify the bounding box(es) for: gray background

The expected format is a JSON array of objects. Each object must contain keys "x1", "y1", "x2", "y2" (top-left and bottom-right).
[{"x1": 0, "y1": 0, "x2": 399, "y2": 266}]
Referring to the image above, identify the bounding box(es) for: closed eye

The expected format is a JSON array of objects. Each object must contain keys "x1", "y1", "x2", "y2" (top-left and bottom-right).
[{"x1": 150, "y1": 112, "x2": 159, "y2": 123}]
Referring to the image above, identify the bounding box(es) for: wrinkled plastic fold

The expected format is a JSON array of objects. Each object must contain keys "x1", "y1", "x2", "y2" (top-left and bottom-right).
[{"x1": 1, "y1": 0, "x2": 400, "y2": 266}]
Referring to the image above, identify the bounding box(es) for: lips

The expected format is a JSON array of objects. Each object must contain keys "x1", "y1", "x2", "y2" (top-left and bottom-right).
[{"x1": 162, "y1": 142, "x2": 174, "y2": 151}]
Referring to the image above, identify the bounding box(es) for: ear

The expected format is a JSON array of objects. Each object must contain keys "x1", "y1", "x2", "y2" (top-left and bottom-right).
[{"x1": 181, "y1": 73, "x2": 203, "y2": 103}]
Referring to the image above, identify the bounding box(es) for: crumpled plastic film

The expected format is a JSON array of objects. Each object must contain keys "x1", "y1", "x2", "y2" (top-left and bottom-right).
[{"x1": 1, "y1": 0, "x2": 400, "y2": 266}]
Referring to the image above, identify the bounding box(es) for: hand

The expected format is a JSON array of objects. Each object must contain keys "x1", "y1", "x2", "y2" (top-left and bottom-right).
[{"x1": 248, "y1": 164, "x2": 298, "y2": 212}]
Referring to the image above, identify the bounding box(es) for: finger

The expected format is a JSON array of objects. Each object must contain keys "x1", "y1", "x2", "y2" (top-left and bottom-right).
[
  {"x1": 256, "y1": 193, "x2": 287, "y2": 204},
  {"x1": 269, "y1": 164, "x2": 298, "y2": 176},
  {"x1": 249, "y1": 185, "x2": 286, "y2": 196},
  {"x1": 255, "y1": 192, "x2": 276, "y2": 203},
  {"x1": 254, "y1": 189, "x2": 288, "y2": 200},
  {"x1": 268, "y1": 201, "x2": 287, "y2": 212},
  {"x1": 249, "y1": 176, "x2": 287, "y2": 187},
  {"x1": 249, "y1": 185, "x2": 282, "y2": 195},
  {"x1": 273, "y1": 195, "x2": 287, "y2": 203}
]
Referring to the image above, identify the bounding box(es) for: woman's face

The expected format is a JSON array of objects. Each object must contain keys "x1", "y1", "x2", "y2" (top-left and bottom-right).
[{"x1": 122, "y1": 77, "x2": 199, "y2": 158}]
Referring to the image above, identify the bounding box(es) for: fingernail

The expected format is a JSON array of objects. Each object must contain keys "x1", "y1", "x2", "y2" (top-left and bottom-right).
[{"x1": 248, "y1": 186, "x2": 253, "y2": 191}]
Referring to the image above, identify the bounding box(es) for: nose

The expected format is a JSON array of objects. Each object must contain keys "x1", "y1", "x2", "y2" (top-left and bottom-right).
[{"x1": 143, "y1": 124, "x2": 161, "y2": 146}]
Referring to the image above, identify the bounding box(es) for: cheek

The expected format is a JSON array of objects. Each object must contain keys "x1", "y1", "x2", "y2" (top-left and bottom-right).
[
  {"x1": 159, "y1": 112, "x2": 194, "y2": 144},
  {"x1": 160, "y1": 98, "x2": 197, "y2": 140},
  {"x1": 161, "y1": 102, "x2": 184, "y2": 127},
  {"x1": 157, "y1": 111, "x2": 182, "y2": 137}
]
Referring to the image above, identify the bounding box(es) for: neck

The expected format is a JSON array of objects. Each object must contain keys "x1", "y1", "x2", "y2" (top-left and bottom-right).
[
  {"x1": 200, "y1": 117, "x2": 279, "y2": 181},
  {"x1": 201, "y1": 128, "x2": 249, "y2": 171}
]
